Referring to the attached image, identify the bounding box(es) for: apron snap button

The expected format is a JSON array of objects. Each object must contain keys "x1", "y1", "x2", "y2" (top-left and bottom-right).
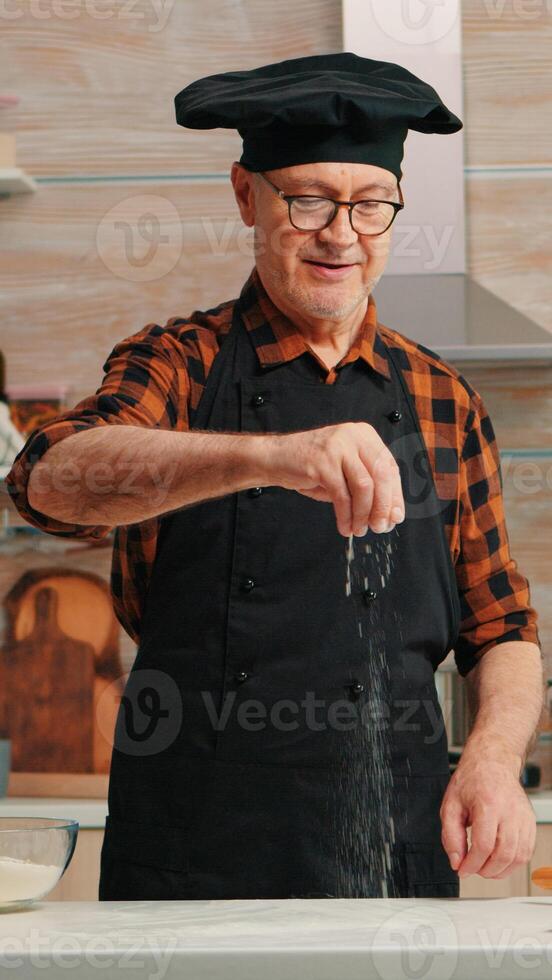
[
  {"x1": 248, "y1": 487, "x2": 263, "y2": 497},
  {"x1": 235, "y1": 671, "x2": 250, "y2": 684},
  {"x1": 387, "y1": 409, "x2": 402, "y2": 423},
  {"x1": 364, "y1": 589, "x2": 378, "y2": 603},
  {"x1": 251, "y1": 393, "x2": 266, "y2": 407},
  {"x1": 242, "y1": 578, "x2": 256, "y2": 591},
  {"x1": 347, "y1": 680, "x2": 365, "y2": 700}
]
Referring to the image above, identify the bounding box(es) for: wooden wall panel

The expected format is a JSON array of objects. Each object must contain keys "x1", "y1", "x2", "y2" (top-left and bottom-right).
[
  {"x1": 5, "y1": 0, "x2": 552, "y2": 172},
  {"x1": 462, "y1": 0, "x2": 552, "y2": 166},
  {"x1": 1, "y1": 180, "x2": 256, "y2": 392},
  {"x1": 2, "y1": 174, "x2": 550, "y2": 396},
  {"x1": 1, "y1": 0, "x2": 342, "y2": 176},
  {"x1": 461, "y1": 365, "x2": 552, "y2": 451},
  {"x1": 465, "y1": 176, "x2": 552, "y2": 333}
]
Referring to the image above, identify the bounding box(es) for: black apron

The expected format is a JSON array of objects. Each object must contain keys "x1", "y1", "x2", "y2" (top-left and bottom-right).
[{"x1": 99, "y1": 293, "x2": 461, "y2": 900}]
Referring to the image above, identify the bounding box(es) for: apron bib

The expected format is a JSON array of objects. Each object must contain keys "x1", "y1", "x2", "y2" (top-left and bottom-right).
[{"x1": 99, "y1": 295, "x2": 461, "y2": 900}]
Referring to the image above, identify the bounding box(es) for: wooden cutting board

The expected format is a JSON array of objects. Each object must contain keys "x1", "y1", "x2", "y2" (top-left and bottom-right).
[
  {"x1": 2, "y1": 586, "x2": 95, "y2": 772},
  {"x1": 1, "y1": 567, "x2": 125, "y2": 776}
]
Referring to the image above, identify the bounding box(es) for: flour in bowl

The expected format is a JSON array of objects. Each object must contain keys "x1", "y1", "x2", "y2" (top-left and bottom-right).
[{"x1": 0, "y1": 855, "x2": 60, "y2": 902}]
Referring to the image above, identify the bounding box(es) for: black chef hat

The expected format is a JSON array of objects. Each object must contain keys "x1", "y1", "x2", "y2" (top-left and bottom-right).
[{"x1": 174, "y1": 51, "x2": 463, "y2": 181}]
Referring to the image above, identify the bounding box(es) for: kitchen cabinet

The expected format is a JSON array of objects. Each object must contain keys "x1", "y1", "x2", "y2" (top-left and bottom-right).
[
  {"x1": 529, "y1": 825, "x2": 552, "y2": 897},
  {"x1": 49, "y1": 823, "x2": 546, "y2": 902},
  {"x1": 3, "y1": 795, "x2": 550, "y2": 902},
  {"x1": 459, "y1": 862, "x2": 530, "y2": 899},
  {"x1": 459, "y1": 797, "x2": 552, "y2": 898},
  {"x1": 47, "y1": 829, "x2": 104, "y2": 901}
]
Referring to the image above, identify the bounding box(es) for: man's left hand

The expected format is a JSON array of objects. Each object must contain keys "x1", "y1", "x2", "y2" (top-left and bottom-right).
[{"x1": 440, "y1": 753, "x2": 537, "y2": 878}]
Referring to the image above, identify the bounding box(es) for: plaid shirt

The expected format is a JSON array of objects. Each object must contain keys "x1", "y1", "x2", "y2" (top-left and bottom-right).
[{"x1": 6, "y1": 265, "x2": 540, "y2": 676}]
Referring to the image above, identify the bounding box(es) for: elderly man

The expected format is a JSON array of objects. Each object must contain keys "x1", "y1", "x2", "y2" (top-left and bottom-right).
[{"x1": 7, "y1": 53, "x2": 543, "y2": 901}]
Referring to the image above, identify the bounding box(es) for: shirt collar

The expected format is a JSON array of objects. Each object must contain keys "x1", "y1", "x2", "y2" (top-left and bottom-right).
[{"x1": 237, "y1": 265, "x2": 391, "y2": 381}]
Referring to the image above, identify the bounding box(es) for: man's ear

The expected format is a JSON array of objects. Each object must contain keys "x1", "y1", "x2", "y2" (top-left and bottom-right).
[{"x1": 231, "y1": 162, "x2": 256, "y2": 227}]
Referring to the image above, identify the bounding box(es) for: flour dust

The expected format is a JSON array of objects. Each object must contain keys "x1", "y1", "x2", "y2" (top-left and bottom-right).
[{"x1": 333, "y1": 530, "x2": 402, "y2": 898}]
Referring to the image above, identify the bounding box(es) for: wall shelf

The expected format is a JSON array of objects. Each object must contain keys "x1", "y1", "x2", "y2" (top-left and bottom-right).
[{"x1": 0, "y1": 167, "x2": 37, "y2": 196}]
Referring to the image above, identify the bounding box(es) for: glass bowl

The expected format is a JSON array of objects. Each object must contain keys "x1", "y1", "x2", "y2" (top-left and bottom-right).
[{"x1": 0, "y1": 817, "x2": 79, "y2": 911}]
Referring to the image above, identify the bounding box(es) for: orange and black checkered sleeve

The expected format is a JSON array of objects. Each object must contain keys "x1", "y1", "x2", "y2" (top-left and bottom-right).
[
  {"x1": 453, "y1": 391, "x2": 541, "y2": 677},
  {"x1": 5, "y1": 325, "x2": 189, "y2": 539}
]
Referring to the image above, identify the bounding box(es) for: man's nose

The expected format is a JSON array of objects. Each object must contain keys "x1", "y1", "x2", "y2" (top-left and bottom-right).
[{"x1": 317, "y1": 203, "x2": 358, "y2": 247}]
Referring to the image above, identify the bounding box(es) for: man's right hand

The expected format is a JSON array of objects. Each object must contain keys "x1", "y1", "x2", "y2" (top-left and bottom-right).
[{"x1": 263, "y1": 422, "x2": 405, "y2": 539}]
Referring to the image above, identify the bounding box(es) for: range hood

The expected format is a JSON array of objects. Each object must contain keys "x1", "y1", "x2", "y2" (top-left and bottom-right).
[
  {"x1": 341, "y1": 6, "x2": 552, "y2": 367},
  {"x1": 373, "y1": 274, "x2": 552, "y2": 364}
]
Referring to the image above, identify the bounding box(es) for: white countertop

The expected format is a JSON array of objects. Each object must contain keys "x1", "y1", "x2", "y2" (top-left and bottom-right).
[
  {"x1": 0, "y1": 797, "x2": 108, "y2": 828},
  {"x1": 0, "y1": 897, "x2": 551, "y2": 979},
  {"x1": 1, "y1": 791, "x2": 552, "y2": 826},
  {"x1": 527, "y1": 790, "x2": 552, "y2": 823}
]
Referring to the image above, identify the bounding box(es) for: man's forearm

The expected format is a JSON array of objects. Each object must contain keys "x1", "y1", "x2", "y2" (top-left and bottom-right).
[
  {"x1": 459, "y1": 641, "x2": 545, "y2": 776},
  {"x1": 27, "y1": 425, "x2": 274, "y2": 526}
]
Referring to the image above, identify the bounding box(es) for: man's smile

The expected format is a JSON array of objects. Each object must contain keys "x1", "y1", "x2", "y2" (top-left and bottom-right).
[{"x1": 302, "y1": 258, "x2": 359, "y2": 279}]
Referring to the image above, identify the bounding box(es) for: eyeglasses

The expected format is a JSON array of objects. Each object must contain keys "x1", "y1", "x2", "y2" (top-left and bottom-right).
[{"x1": 257, "y1": 172, "x2": 404, "y2": 236}]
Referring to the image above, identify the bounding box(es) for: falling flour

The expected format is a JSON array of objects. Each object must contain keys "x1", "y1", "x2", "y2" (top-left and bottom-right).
[
  {"x1": 0, "y1": 855, "x2": 60, "y2": 903},
  {"x1": 334, "y1": 530, "x2": 399, "y2": 898}
]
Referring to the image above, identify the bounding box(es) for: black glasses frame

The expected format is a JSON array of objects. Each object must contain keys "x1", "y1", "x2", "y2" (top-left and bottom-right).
[{"x1": 257, "y1": 171, "x2": 404, "y2": 236}]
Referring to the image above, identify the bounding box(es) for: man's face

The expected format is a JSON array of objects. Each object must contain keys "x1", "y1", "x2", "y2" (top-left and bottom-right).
[{"x1": 231, "y1": 160, "x2": 399, "y2": 321}]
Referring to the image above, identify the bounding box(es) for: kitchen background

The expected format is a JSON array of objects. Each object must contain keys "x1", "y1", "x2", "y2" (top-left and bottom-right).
[{"x1": 0, "y1": 0, "x2": 551, "y2": 894}]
